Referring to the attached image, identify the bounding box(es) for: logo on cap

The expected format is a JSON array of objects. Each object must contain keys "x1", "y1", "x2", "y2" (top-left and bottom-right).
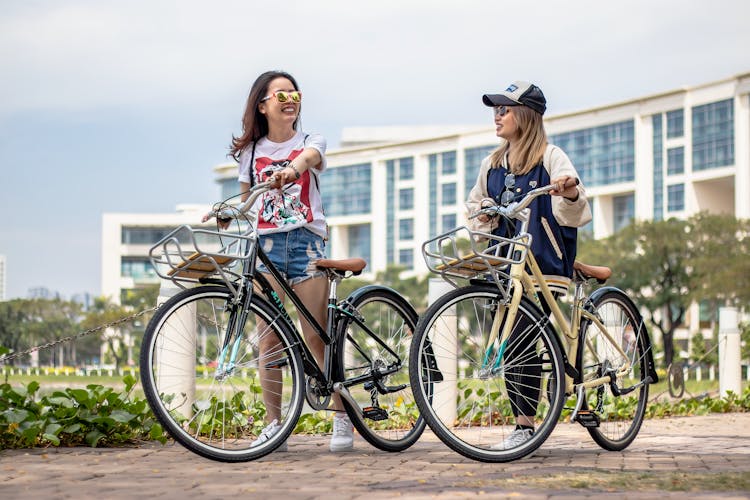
[{"x1": 506, "y1": 84, "x2": 518, "y2": 92}]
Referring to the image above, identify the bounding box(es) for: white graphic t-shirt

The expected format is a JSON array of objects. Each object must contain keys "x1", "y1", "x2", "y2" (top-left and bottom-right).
[{"x1": 237, "y1": 130, "x2": 327, "y2": 237}]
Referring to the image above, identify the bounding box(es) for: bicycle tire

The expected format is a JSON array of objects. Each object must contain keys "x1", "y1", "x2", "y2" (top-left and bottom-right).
[
  {"x1": 409, "y1": 283, "x2": 566, "y2": 462},
  {"x1": 335, "y1": 285, "x2": 425, "y2": 452},
  {"x1": 140, "y1": 285, "x2": 305, "y2": 462},
  {"x1": 578, "y1": 287, "x2": 651, "y2": 451}
]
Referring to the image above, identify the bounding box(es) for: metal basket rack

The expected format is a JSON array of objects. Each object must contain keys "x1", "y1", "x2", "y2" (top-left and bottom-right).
[
  {"x1": 149, "y1": 225, "x2": 255, "y2": 295},
  {"x1": 421, "y1": 225, "x2": 531, "y2": 300}
]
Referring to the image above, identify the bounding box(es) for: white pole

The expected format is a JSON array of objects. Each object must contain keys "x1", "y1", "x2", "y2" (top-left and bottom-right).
[
  {"x1": 156, "y1": 282, "x2": 196, "y2": 418},
  {"x1": 428, "y1": 278, "x2": 456, "y2": 427},
  {"x1": 718, "y1": 307, "x2": 741, "y2": 398}
]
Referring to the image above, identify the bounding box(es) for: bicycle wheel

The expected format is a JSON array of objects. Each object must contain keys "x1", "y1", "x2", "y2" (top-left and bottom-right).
[
  {"x1": 409, "y1": 283, "x2": 566, "y2": 462},
  {"x1": 335, "y1": 285, "x2": 424, "y2": 452},
  {"x1": 578, "y1": 287, "x2": 651, "y2": 451},
  {"x1": 140, "y1": 285, "x2": 305, "y2": 462}
]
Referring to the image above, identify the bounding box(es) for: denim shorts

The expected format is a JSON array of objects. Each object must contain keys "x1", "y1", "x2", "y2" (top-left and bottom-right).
[{"x1": 256, "y1": 227, "x2": 327, "y2": 285}]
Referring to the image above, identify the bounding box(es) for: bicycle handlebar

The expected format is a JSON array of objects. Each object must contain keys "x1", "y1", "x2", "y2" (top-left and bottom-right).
[
  {"x1": 470, "y1": 178, "x2": 579, "y2": 220},
  {"x1": 204, "y1": 181, "x2": 275, "y2": 223}
]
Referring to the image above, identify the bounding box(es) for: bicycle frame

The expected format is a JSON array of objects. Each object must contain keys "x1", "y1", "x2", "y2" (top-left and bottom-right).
[{"x1": 482, "y1": 210, "x2": 634, "y2": 398}]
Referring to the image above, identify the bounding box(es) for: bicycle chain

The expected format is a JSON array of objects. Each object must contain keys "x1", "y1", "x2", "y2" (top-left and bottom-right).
[{"x1": 0, "y1": 306, "x2": 158, "y2": 364}]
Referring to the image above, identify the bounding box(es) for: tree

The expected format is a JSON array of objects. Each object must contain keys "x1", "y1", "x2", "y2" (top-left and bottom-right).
[
  {"x1": 578, "y1": 213, "x2": 749, "y2": 369},
  {"x1": 81, "y1": 297, "x2": 131, "y2": 368},
  {"x1": 687, "y1": 212, "x2": 750, "y2": 307},
  {"x1": 0, "y1": 298, "x2": 81, "y2": 367},
  {"x1": 578, "y1": 218, "x2": 694, "y2": 368}
]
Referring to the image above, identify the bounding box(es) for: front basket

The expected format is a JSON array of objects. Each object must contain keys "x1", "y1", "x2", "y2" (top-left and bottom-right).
[{"x1": 149, "y1": 225, "x2": 254, "y2": 289}]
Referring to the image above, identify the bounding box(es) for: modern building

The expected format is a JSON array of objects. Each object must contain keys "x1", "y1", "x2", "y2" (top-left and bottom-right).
[
  {"x1": 103, "y1": 72, "x2": 750, "y2": 349},
  {"x1": 101, "y1": 206, "x2": 214, "y2": 303}
]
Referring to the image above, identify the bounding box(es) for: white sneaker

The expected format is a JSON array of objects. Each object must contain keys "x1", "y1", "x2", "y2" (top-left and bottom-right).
[
  {"x1": 491, "y1": 428, "x2": 534, "y2": 450},
  {"x1": 251, "y1": 419, "x2": 288, "y2": 452},
  {"x1": 329, "y1": 414, "x2": 354, "y2": 452}
]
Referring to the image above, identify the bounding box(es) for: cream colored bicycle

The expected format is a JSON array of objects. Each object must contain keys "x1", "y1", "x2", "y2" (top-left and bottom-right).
[{"x1": 409, "y1": 180, "x2": 658, "y2": 462}]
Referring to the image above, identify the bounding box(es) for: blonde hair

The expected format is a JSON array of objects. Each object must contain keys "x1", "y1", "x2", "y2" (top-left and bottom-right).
[{"x1": 488, "y1": 106, "x2": 547, "y2": 174}]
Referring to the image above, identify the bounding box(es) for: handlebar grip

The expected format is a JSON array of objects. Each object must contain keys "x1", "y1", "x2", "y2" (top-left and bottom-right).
[{"x1": 564, "y1": 177, "x2": 580, "y2": 188}]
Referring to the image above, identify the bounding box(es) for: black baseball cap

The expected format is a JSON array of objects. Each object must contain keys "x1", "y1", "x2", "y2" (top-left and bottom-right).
[{"x1": 483, "y1": 81, "x2": 547, "y2": 115}]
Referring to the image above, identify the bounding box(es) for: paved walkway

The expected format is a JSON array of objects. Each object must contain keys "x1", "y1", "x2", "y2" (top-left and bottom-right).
[{"x1": 2, "y1": 413, "x2": 749, "y2": 499}]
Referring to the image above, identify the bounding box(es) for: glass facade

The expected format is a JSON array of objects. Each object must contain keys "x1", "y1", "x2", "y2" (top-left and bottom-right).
[
  {"x1": 399, "y1": 248, "x2": 414, "y2": 268},
  {"x1": 441, "y1": 213, "x2": 457, "y2": 233},
  {"x1": 550, "y1": 120, "x2": 635, "y2": 187},
  {"x1": 692, "y1": 99, "x2": 734, "y2": 171},
  {"x1": 399, "y1": 188, "x2": 414, "y2": 210},
  {"x1": 321, "y1": 163, "x2": 371, "y2": 216},
  {"x1": 399, "y1": 218, "x2": 414, "y2": 240},
  {"x1": 463, "y1": 145, "x2": 496, "y2": 197},
  {"x1": 121, "y1": 227, "x2": 174, "y2": 245},
  {"x1": 348, "y1": 224, "x2": 371, "y2": 270},
  {"x1": 613, "y1": 194, "x2": 635, "y2": 232},
  {"x1": 667, "y1": 147, "x2": 685, "y2": 175},
  {"x1": 441, "y1": 151, "x2": 457, "y2": 175},
  {"x1": 398, "y1": 157, "x2": 414, "y2": 180},
  {"x1": 441, "y1": 182, "x2": 457, "y2": 206},
  {"x1": 121, "y1": 257, "x2": 157, "y2": 282},
  {"x1": 667, "y1": 184, "x2": 685, "y2": 212},
  {"x1": 429, "y1": 154, "x2": 438, "y2": 239},
  {"x1": 386, "y1": 161, "x2": 395, "y2": 264},
  {"x1": 666, "y1": 109, "x2": 684, "y2": 138},
  {"x1": 652, "y1": 115, "x2": 664, "y2": 221}
]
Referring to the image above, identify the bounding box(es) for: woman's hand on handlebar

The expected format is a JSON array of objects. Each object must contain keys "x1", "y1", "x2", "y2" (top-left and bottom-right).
[
  {"x1": 268, "y1": 164, "x2": 299, "y2": 189},
  {"x1": 549, "y1": 176, "x2": 580, "y2": 201},
  {"x1": 201, "y1": 211, "x2": 231, "y2": 229}
]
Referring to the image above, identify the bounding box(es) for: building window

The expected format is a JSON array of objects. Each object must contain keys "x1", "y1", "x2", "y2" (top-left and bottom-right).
[
  {"x1": 398, "y1": 157, "x2": 414, "y2": 180},
  {"x1": 667, "y1": 184, "x2": 685, "y2": 212},
  {"x1": 667, "y1": 147, "x2": 684, "y2": 175},
  {"x1": 652, "y1": 114, "x2": 664, "y2": 221},
  {"x1": 321, "y1": 163, "x2": 371, "y2": 216},
  {"x1": 399, "y1": 248, "x2": 414, "y2": 269},
  {"x1": 121, "y1": 258, "x2": 157, "y2": 281},
  {"x1": 666, "y1": 109, "x2": 684, "y2": 138},
  {"x1": 399, "y1": 218, "x2": 414, "y2": 240},
  {"x1": 399, "y1": 188, "x2": 414, "y2": 210},
  {"x1": 613, "y1": 194, "x2": 634, "y2": 232},
  {"x1": 441, "y1": 213, "x2": 457, "y2": 232},
  {"x1": 441, "y1": 151, "x2": 457, "y2": 175},
  {"x1": 121, "y1": 227, "x2": 174, "y2": 245},
  {"x1": 386, "y1": 162, "x2": 395, "y2": 264},
  {"x1": 441, "y1": 183, "x2": 457, "y2": 205},
  {"x1": 348, "y1": 224, "x2": 371, "y2": 269},
  {"x1": 550, "y1": 120, "x2": 635, "y2": 187},
  {"x1": 464, "y1": 145, "x2": 496, "y2": 197},
  {"x1": 429, "y1": 155, "x2": 438, "y2": 239},
  {"x1": 692, "y1": 99, "x2": 734, "y2": 171}
]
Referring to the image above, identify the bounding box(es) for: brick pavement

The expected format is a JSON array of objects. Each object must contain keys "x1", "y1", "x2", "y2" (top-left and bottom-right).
[{"x1": 2, "y1": 413, "x2": 749, "y2": 499}]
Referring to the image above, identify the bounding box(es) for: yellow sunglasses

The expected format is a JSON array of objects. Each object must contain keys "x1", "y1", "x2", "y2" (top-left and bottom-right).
[{"x1": 260, "y1": 90, "x2": 302, "y2": 104}]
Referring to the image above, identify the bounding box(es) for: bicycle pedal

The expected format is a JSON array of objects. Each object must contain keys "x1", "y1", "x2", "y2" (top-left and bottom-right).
[
  {"x1": 362, "y1": 406, "x2": 389, "y2": 421},
  {"x1": 574, "y1": 410, "x2": 600, "y2": 428},
  {"x1": 264, "y1": 357, "x2": 289, "y2": 369}
]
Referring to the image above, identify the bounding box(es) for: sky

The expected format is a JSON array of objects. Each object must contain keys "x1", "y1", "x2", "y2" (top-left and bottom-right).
[{"x1": 1, "y1": 0, "x2": 749, "y2": 301}]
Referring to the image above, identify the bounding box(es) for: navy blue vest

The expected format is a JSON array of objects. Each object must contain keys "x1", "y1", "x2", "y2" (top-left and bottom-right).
[{"x1": 487, "y1": 163, "x2": 577, "y2": 278}]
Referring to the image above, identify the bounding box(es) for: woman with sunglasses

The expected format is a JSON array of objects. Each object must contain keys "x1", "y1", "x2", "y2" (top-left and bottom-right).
[
  {"x1": 229, "y1": 70, "x2": 354, "y2": 452},
  {"x1": 466, "y1": 81, "x2": 592, "y2": 450}
]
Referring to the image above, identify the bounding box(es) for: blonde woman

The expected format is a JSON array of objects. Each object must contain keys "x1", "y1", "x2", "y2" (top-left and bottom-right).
[{"x1": 466, "y1": 81, "x2": 592, "y2": 449}]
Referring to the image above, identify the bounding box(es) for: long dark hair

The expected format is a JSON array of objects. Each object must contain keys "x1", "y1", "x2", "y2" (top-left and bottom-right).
[{"x1": 229, "y1": 70, "x2": 300, "y2": 161}]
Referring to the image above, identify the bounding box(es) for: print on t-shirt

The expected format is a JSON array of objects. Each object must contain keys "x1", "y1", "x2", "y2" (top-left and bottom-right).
[{"x1": 255, "y1": 156, "x2": 312, "y2": 228}]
